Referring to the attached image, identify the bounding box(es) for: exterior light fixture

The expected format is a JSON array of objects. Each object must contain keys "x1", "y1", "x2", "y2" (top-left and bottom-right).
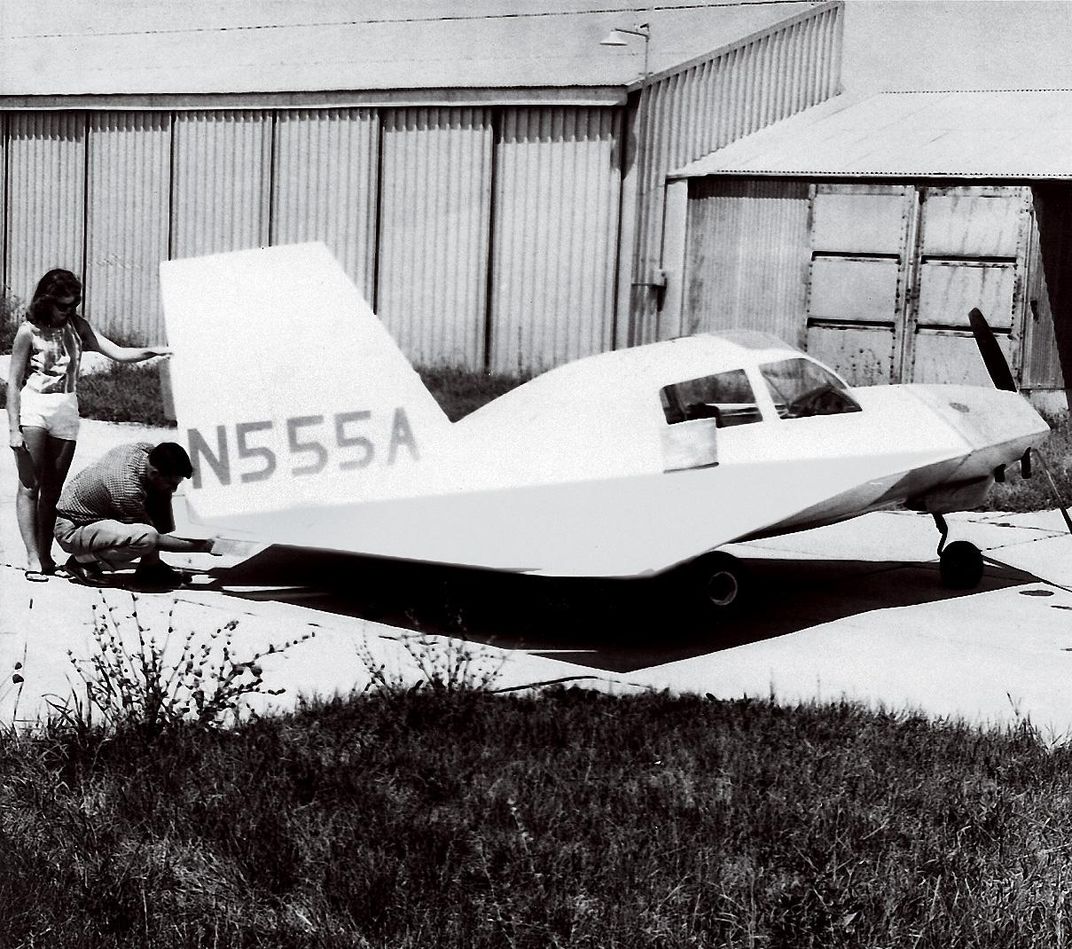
[
  {"x1": 600, "y1": 23, "x2": 651, "y2": 47},
  {"x1": 599, "y1": 22, "x2": 660, "y2": 327}
]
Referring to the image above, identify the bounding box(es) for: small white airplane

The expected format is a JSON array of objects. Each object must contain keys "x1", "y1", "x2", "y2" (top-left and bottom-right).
[{"x1": 158, "y1": 243, "x2": 1060, "y2": 617}]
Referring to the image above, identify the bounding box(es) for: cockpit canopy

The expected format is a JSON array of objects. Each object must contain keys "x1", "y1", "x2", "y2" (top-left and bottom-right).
[{"x1": 660, "y1": 356, "x2": 861, "y2": 428}]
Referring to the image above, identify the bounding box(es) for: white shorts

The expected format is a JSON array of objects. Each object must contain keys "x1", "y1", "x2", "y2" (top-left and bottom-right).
[{"x1": 19, "y1": 388, "x2": 80, "y2": 440}]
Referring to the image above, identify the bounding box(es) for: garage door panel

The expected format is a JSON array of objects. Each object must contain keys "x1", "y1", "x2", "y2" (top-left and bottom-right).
[
  {"x1": 808, "y1": 257, "x2": 900, "y2": 323},
  {"x1": 811, "y1": 191, "x2": 908, "y2": 254},
  {"x1": 806, "y1": 323, "x2": 896, "y2": 385},
  {"x1": 916, "y1": 261, "x2": 1016, "y2": 329},
  {"x1": 912, "y1": 330, "x2": 1016, "y2": 386},
  {"x1": 922, "y1": 193, "x2": 1022, "y2": 258}
]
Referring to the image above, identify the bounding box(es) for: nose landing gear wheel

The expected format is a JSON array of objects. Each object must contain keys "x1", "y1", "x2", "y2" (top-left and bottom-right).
[{"x1": 939, "y1": 540, "x2": 984, "y2": 590}]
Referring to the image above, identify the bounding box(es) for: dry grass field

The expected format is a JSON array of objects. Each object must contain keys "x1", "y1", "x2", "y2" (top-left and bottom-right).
[{"x1": 3, "y1": 678, "x2": 1071, "y2": 947}]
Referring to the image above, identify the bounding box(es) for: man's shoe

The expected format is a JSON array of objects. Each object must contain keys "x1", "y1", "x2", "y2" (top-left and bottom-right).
[
  {"x1": 133, "y1": 562, "x2": 185, "y2": 590},
  {"x1": 64, "y1": 557, "x2": 109, "y2": 588}
]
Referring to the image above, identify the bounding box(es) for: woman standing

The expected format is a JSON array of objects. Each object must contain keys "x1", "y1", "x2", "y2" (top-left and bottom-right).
[{"x1": 6, "y1": 269, "x2": 171, "y2": 580}]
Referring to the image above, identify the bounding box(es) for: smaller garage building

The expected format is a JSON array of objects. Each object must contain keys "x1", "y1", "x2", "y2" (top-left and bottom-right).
[{"x1": 661, "y1": 89, "x2": 1072, "y2": 411}]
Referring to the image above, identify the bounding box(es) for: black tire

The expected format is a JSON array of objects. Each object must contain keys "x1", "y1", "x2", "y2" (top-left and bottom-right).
[
  {"x1": 939, "y1": 540, "x2": 984, "y2": 590},
  {"x1": 681, "y1": 552, "x2": 749, "y2": 621}
]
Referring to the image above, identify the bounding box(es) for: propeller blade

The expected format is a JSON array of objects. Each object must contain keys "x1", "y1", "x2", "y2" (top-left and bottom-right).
[
  {"x1": 968, "y1": 307, "x2": 1017, "y2": 392},
  {"x1": 1035, "y1": 450, "x2": 1072, "y2": 535}
]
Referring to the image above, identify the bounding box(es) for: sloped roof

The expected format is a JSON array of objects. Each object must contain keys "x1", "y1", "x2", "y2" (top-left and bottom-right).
[
  {"x1": 0, "y1": 0, "x2": 825, "y2": 97},
  {"x1": 671, "y1": 89, "x2": 1072, "y2": 179}
]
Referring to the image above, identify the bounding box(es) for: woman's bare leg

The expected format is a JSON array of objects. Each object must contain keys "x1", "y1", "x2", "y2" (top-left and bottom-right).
[
  {"x1": 35, "y1": 435, "x2": 77, "y2": 572},
  {"x1": 14, "y1": 428, "x2": 45, "y2": 571}
]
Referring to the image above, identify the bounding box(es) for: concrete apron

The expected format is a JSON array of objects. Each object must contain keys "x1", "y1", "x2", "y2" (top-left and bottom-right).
[
  {"x1": 629, "y1": 509, "x2": 1072, "y2": 738},
  {"x1": 2, "y1": 420, "x2": 1071, "y2": 734}
]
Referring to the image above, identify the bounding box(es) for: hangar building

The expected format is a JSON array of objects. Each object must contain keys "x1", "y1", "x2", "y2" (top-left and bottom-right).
[
  {"x1": 662, "y1": 88, "x2": 1072, "y2": 410},
  {"x1": 0, "y1": 1, "x2": 842, "y2": 373}
]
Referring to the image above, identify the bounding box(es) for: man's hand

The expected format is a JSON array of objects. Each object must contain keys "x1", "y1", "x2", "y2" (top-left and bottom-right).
[
  {"x1": 202, "y1": 536, "x2": 226, "y2": 555},
  {"x1": 9, "y1": 430, "x2": 24, "y2": 451}
]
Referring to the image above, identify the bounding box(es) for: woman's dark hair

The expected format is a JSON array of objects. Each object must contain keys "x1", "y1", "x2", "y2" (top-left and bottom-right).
[
  {"x1": 148, "y1": 442, "x2": 194, "y2": 479},
  {"x1": 26, "y1": 269, "x2": 82, "y2": 327}
]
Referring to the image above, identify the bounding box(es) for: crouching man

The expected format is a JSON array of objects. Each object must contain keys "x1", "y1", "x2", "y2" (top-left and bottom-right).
[{"x1": 55, "y1": 441, "x2": 218, "y2": 588}]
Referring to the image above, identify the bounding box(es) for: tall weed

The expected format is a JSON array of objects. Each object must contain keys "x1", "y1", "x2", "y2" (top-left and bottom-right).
[
  {"x1": 357, "y1": 629, "x2": 504, "y2": 695},
  {"x1": 58, "y1": 592, "x2": 315, "y2": 736}
]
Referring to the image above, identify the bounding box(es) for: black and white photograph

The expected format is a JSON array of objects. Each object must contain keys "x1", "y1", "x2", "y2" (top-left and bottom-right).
[{"x1": 1, "y1": 0, "x2": 1072, "y2": 944}]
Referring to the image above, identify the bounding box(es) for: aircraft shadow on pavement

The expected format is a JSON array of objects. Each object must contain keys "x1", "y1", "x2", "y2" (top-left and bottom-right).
[{"x1": 197, "y1": 546, "x2": 1041, "y2": 674}]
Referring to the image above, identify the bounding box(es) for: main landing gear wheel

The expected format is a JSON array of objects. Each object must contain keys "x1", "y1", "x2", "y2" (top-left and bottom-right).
[
  {"x1": 939, "y1": 541, "x2": 984, "y2": 590},
  {"x1": 932, "y1": 512, "x2": 985, "y2": 590},
  {"x1": 682, "y1": 552, "x2": 749, "y2": 621}
]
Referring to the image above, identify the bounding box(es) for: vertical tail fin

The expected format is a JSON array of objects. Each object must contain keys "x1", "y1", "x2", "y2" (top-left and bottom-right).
[{"x1": 160, "y1": 243, "x2": 452, "y2": 524}]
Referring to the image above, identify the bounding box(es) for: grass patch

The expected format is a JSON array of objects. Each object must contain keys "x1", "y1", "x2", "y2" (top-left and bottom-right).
[
  {"x1": 2, "y1": 690, "x2": 1071, "y2": 946},
  {"x1": 0, "y1": 287, "x2": 22, "y2": 353},
  {"x1": 0, "y1": 314, "x2": 18, "y2": 354},
  {"x1": 417, "y1": 363, "x2": 530, "y2": 422},
  {"x1": 75, "y1": 361, "x2": 175, "y2": 427},
  {"x1": 986, "y1": 410, "x2": 1072, "y2": 512}
]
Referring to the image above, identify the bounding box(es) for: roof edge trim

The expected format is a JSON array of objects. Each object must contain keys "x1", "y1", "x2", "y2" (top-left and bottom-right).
[
  {"x1": 673, "y1": 171, "x2": 1072, "y2": 181},
  {"x1": 0, "y1": 86, "x2": 627, "y2": 112}
]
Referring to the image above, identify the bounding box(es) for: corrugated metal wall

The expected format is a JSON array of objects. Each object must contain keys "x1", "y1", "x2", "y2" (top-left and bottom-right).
[
  {"x1": 631, "y1": 2, "x2": 843, "y2": 342},
  {"x1": 85, "y1": 112, "x2": 171, "y2": 342},
  {"x1": 272, "y1": 108, "x2": 379, "y2": 299},
  {"x1": 6, "y1": 113, "x2": 85, "y2": 312},
  {"x1": 490, "y1": 106, "x2": 621, "y2": 372},
  {"x1": 683, "y1": 178, "x2": 809, "y2": 343},
  {"x1": 378, "y1": 108, "x2": 493, "y2": 368},
  {"x1": 170, "y1": 111, "x2": 272, "y2": 259}
]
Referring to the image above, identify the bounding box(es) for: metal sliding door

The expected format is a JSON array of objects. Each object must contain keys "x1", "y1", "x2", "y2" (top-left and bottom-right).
[
  {"x1": 908, "y1": 186, "x2": 1030, "y2": 386},
  {"x1": 804, "y1": 184, "x2": 916, "y2": 385}
]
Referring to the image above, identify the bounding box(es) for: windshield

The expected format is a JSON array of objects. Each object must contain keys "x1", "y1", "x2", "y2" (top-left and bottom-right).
[
  {"x1": 760, "y1": 358, "x2": 861, "y2": 419},
  {"x1": 660, "y1": 369, "x2": 762, "y2": 428}
]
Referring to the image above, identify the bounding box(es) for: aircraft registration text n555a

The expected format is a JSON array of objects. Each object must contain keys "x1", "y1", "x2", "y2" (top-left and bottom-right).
[{"x1": 187, "y1": 408, "x2": 420, "y2": 490}]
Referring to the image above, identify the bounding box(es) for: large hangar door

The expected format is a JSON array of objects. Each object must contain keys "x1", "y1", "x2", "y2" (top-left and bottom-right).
[
  {"x1": 908, "y1": 186, "x2": 1030, "y2": 385},
  {"x1": 680, "y1": 179, "x2": 1037, "y2": 390},
  {"x1": 804, "y1": 184, "x2": 916, "y2": 385}
]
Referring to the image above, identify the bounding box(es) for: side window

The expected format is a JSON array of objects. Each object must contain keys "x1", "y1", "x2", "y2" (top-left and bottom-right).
[
  {"x1": 760, "y1": 358, "x2": 862, "y2": 419},
  {"x1": 660, "y1": 370, "x2": 763, "y2": 428}
]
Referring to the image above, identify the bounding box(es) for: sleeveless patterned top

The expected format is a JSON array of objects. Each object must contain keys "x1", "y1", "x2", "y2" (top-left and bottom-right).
[{"x1": 23, "y1": 320, "x2": 82, "y2": 395}]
